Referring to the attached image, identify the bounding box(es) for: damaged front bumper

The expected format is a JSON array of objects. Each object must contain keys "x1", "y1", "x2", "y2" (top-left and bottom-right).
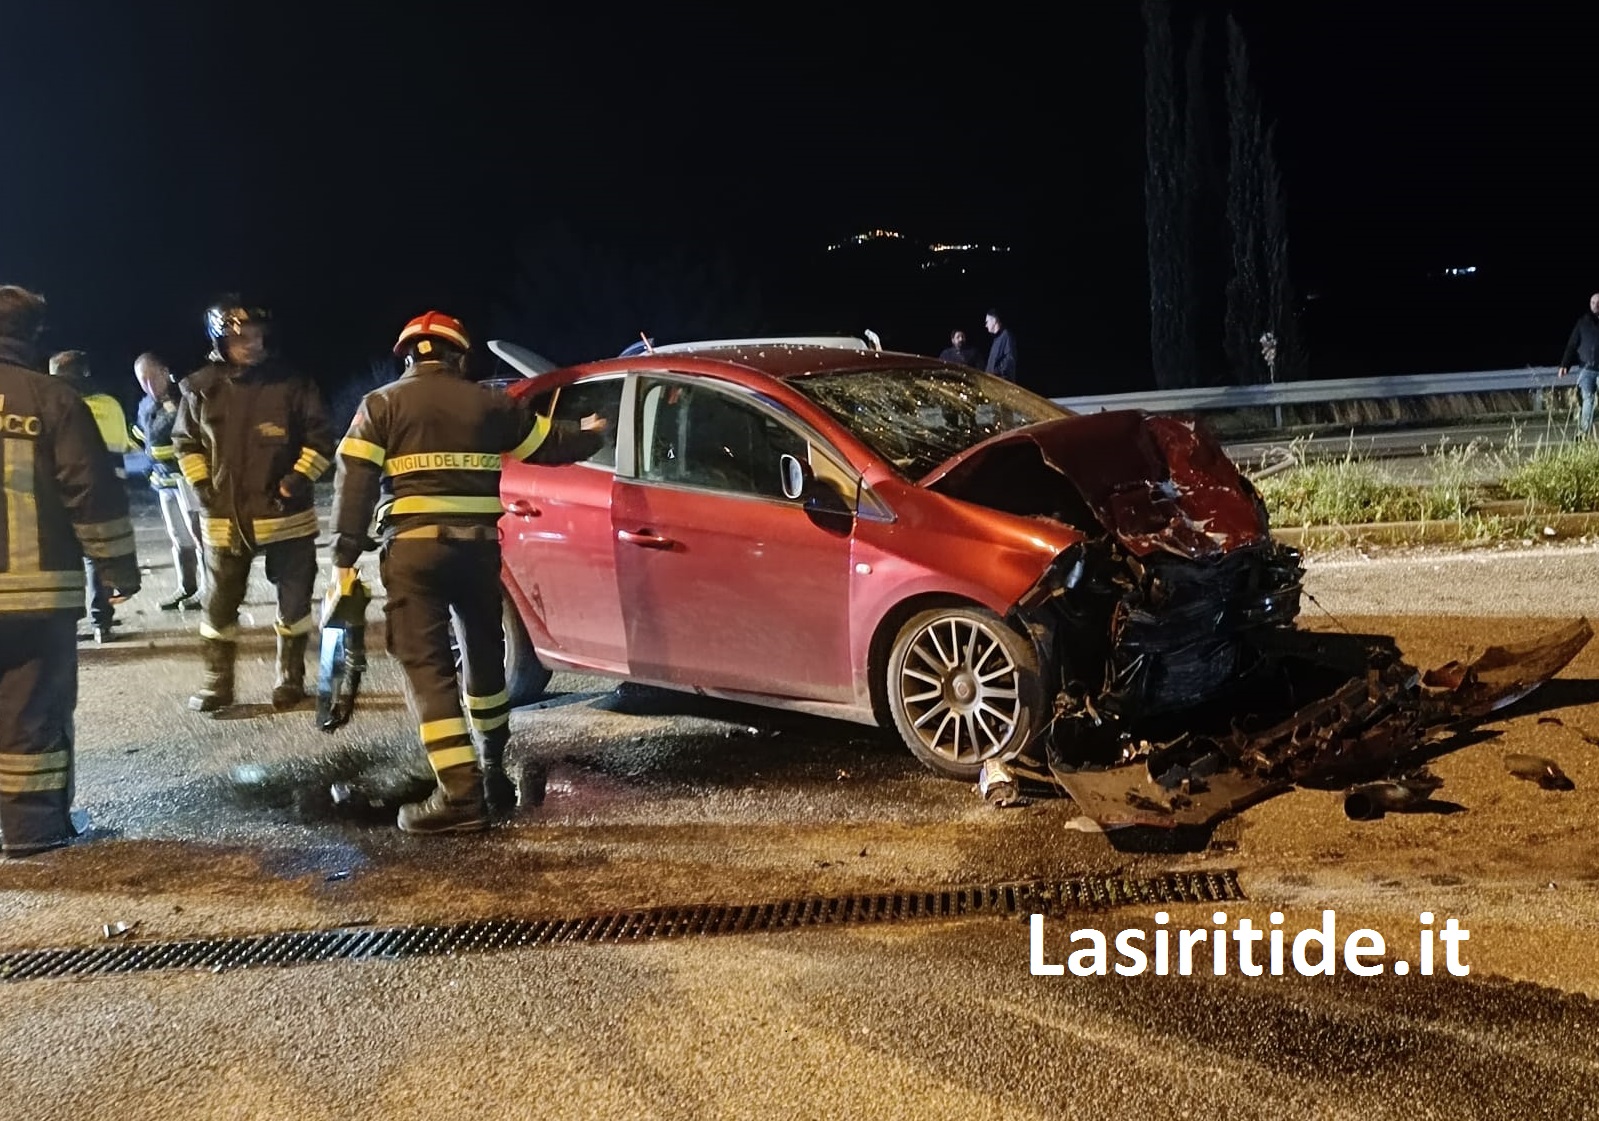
[{"x1": 1025, "y1": 618, "x2": 1592, "y2": 830}]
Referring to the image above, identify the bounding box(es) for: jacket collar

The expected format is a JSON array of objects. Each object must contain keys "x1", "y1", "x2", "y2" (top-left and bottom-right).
[
  {"x1": 0, "y1": 337, "x2": 39, "y2": 370},
  {"x1": 402, "y1": 360, "x2": 464, "y2": 380}
]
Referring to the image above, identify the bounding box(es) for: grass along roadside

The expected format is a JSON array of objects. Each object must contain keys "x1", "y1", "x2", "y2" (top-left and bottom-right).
[{"x1": 1252, "y1": 429, "x2": 1599, "y2": 547}]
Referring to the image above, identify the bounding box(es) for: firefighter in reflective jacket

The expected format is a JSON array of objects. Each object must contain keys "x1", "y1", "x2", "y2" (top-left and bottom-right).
[
  {"x1": 172, "y1": 298, "x2": 335, "y2": 713},
  {"x1": 0, "y1": 286, "x2": 140, "y2": 856},
  {"x1": 330, "y1": 311, "x2": 603, "y2": 833}
]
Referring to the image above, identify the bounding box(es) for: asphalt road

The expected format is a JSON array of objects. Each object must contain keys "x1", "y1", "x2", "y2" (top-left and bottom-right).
[{"x1": 2, "y1": 501, "x2": 1598, "y2": 1119}]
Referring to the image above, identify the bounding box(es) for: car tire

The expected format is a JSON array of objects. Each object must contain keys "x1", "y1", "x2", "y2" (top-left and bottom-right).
[
  {"x1": 884, "y1": 605, "x2": 1044, "y2": 780},
  {"x1": 503, "y1": 589, "x2": 552, "y2": 707}
]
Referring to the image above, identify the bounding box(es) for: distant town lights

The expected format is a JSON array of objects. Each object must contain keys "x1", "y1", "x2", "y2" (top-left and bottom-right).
[{"x1": 1443, "y1": 266, "x2": 1478, "y2": 276}]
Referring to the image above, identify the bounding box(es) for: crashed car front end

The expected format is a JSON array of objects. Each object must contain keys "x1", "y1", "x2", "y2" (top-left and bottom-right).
[{"x1": 924, "y1": 408, "x2": 1593, "y2": 831}]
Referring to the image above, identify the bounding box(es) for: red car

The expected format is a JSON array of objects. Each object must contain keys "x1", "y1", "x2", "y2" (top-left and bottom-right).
[{"x1": 493, "y1": 337, "x2": 1303, "y2": 780}]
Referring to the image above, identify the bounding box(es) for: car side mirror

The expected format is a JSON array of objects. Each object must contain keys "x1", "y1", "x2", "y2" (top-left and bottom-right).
[{"x1": 780, "y1": 453, "x2": 813, "y2": 501}]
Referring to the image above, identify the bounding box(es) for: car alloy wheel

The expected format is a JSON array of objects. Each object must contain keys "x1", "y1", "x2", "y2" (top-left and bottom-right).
[{"x1": 885, "y1": 606, "x2": 1041, "y2": 778}]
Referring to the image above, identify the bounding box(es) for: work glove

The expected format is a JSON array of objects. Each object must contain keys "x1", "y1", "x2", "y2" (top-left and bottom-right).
[{"x1": 322, "y1": 566, "x2": 361, "y2": 628}]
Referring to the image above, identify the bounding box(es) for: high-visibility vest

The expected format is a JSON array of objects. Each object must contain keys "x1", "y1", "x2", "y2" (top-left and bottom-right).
[{"x1": 82, "y1": 393, "x2": 129, "y2": 456}]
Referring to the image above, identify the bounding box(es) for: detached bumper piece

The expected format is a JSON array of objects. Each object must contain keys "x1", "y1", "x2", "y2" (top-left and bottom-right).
[{"x1": 1041, "y1": 618, "x2": 1593, "y2": 831}]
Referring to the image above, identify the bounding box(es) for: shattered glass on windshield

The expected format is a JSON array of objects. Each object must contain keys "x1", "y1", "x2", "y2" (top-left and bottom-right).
[{"x1": 789, "y1": 367, "x2": 1068, "y2": 480}]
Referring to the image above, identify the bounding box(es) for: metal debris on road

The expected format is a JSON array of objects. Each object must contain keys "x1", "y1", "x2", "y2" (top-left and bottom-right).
[
  {"x1": 101, "y1": 922, "x2": 138, "y2": 940},
  {"x1": 1343, "y1": 770, "x2": 1446, "y2": 820},
  {"x1": 977, "y1": 759, "x2": 1025, "y2": 808}
]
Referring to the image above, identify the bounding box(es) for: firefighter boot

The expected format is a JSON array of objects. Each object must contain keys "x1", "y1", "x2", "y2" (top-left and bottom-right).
[
  {"x1": 396, "y1": 763, "x2": 489, "y2": 835},
  {"x1": 160, "y1": 547, "x2": 200, "y2": 610},
  {"x1": 272, "y1": 633, "x2": 310, "y2": 710},
  {"x1": 480, "y1": 731, "x2": 518, "y2": 818},
  {"x1": 187, "y1": 639, "x2": 237, "y2": 713}
]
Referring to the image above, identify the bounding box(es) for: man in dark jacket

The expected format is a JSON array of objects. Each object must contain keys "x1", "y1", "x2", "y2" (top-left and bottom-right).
[
  {"x1": 938, "y1": 329, "x2": 980, "y2": 367},
  {"x1": 0, "y1": 285, "x2": 140, "y2": 856},
  {"x1": 330, "y1": 311, "x2": 603, "y2": 833},
  {"x1": 132, "y1": 352, "x2": 202, "y2": 610},
  {"x1": 1558, "y1": 292, "x2": 1599, "y2": 437},
  {"x1": 172, "y1": 297, "x2": 334, "y2": 714},
  {"x1": 984, "y1": 309, "x2": 1018, "y2": 383}
]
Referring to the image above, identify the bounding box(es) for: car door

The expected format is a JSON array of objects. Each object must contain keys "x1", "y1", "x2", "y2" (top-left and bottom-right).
[
  {"x1": 501, "y1": 374, "x2": 629, "y2": 671},
  {"x1": 610, "y1": 375, "x2": 856, "y2": 701}
]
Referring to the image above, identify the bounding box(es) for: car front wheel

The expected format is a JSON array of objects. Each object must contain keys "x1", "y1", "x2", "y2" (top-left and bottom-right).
[
  {"x1": 885, "y1": 605, "x2": 1044, "y2": 780},
  {"x1": 503, "y1": 589, "x2": 552, "y2": 707}
]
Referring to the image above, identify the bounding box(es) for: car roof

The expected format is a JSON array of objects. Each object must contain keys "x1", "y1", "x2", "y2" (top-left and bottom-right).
[{"x1": 618, "y1": 343, "x2": 951, "y2": 380}]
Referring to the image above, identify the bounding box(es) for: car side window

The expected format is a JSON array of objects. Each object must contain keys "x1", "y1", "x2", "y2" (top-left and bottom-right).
[
  {"x1": 550, "y1": 377, "x2": 623, "y2": 468},
  {"x1": 637, "y1": 380, "x2": 813, "y2": 499}
]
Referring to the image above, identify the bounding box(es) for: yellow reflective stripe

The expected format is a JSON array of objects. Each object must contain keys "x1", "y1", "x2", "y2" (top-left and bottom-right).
[
  {"x1": 383, "y1": 451, "x2": 504, "y2": 477},
  {"x1": 252, "y1": 509, "x2": 320, "y2": 543},
  {"x1": 419, "y1": 717, "x2": 470, "y2": 744},
  {"x1": 199, "y1": 622, "x2": 239, "y2": 641},
  {"x1": 3, "y1": 437, "x2": 39, "y2": 574},
  {"x1": 150, "y1": 444, "x2": 177, "y2": 461},
  {"x1": 273, "y1": 613, "x2": 315, "y2": 637},
  {"x1": 385, "y1": 496, "x2": 504, "y2": 517},
  {"x1": 179, "y1": 454, "x2": 210, "y2": 484},
  {"x1": 338, "y1": 437, "x2": 386, "y2": 466},
  {"x1": 506, "y1": 414, "x2": 552, "y2": 461},
  {"x1": 0, "y1": 750, "x2": 71, "y2": 773},
  {"x1": 465, "y1": 690, "x2": 510, "y2": 711},
  {"x1": 468, "y1": 712, "x2": 510, "y2": 733},
  {"x1": 0, "y1": 590, "x2": 82, "y2": 612},
  {"x1": 293, "y1": 447, "x2": 331, "y2": 479},
  {"x1": 0, "y1": 772, "x2": 69, "y2": 794},
  {"x1": 202, "y1": 519, "x2": 235, "y2": 548},
  {"x1": 0, "y1": 749, "x2": 70, "y2": 794},
  {"x1": 0, "y1": 570, "x2": 86, "y2": 591},
  {"x1": 427, "y1": 746, "x2": 479, "y2": 773},
  {"x1": 75, "y1": 516, "x2": 136, "y2": 559},
  {"x1": 130, "y1": 425, "x2": 146, "y2": 442},
  {"x1": 85, "y1": 396, "x2": 128, "y2": 453}
]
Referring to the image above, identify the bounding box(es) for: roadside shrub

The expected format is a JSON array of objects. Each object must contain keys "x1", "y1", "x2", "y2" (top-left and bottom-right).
[
  {"x1": 1255, "y1": 455, "x2": 1417, "y2": 526},
  {"x1": 1503, "y1": 441, "x2": 1599, "y2": 512}
]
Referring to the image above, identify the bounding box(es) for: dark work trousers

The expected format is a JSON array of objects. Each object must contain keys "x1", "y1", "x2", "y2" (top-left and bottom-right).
[
  {"x1": 200, "y1": 535, "x2": 318, "y2": 644},
  {"x1": 381, "y1": 535, "x2": 511, "y2": 779},
  {"x1": 0, "y1": 614, "x2": 78, "y2": 854}
]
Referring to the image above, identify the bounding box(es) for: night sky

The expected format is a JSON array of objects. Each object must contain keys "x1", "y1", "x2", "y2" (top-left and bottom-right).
[{"x1": 5, "y1": 2, "x2": 1599, "y2": 402}]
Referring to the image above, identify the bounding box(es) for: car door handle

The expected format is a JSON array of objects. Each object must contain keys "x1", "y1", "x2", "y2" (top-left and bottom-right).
[
  {"x1": 507, "y1": 499, "x2": 541, "y2": 517},
  {"x1": 617, "y1": 528, "x2": 675, "y2": 549}
]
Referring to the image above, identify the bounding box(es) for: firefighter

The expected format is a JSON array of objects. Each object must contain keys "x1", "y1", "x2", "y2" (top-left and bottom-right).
[
  {"x1": 172, "y1": 297, "x2": 334, "y2": 713},
  {"x1": 132, "y1": 352, "x2": 203, "y2": 610},
  {"x1": 0, "y1": 286, "x2": 140, "y2": 856},
  {"x1": 329, "y1": 311, "x2": 603, "y2": 833},
  {"x1": 48, "y1": 349, "x2": 131, "y2": 642}
]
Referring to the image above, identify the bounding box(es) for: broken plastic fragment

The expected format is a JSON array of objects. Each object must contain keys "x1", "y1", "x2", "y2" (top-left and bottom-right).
[{"x1": 1504, "y1": 753, "x2": 1574, "y2": 791}]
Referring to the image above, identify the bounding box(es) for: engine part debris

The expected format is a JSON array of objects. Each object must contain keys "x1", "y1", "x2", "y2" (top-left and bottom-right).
[
  {"x1": 1504, "y1": 754, "x2": 1575, "y2": 791},
  {"x1": 978, "y1": 759, "x2": 1025, "y2": 807},
  {"x1": 1343, "y1": 770, "x2": 1446, "y2": 821},
  {"x1": 1038, "y1": 618, "x2": 1591, "y2": 832}
]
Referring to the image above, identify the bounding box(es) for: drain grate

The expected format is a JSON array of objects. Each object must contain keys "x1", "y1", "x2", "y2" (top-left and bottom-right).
[{"x1": 0, "y1": 869, "x2": 1243, "y2": 983}]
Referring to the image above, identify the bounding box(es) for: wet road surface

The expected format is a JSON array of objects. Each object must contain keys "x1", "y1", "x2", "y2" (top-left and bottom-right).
[{"x1": 2, "y1": 499, "x2": 1599, "y2": 1118}]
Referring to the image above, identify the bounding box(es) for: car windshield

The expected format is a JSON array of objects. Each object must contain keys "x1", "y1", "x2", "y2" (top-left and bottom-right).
[{"x1": 789, "y1": 366, "x2": 1070, "y2": 480}]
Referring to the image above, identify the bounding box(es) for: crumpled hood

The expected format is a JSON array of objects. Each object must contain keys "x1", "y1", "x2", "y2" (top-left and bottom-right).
[{"x1": 919, "y1": 410, "x2": 1269, "y2": 559}]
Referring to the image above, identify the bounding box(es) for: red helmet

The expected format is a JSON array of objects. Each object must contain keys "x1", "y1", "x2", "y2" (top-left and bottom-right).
[{"x1": 393, "y1": 310, "x2": 471, "y2": 358}]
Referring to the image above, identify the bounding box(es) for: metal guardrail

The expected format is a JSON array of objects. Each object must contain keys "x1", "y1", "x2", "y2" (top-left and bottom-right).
[{"x1": 1052, "y1": 366, "x2": 1563, "y2": 414}]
